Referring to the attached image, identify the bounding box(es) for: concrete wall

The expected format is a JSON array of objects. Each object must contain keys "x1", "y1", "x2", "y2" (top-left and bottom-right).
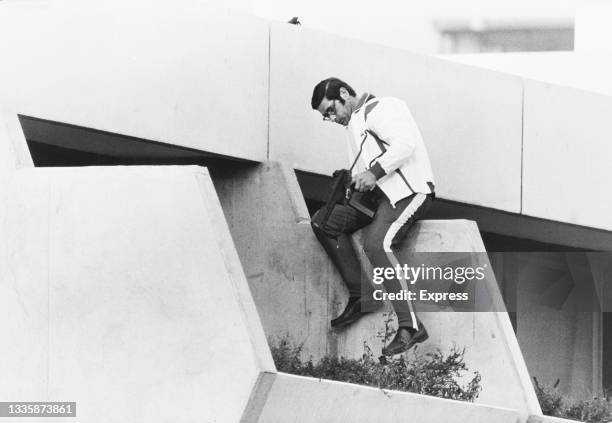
[
  {"x1": 212, "y1": 162, "x2": 337, "y2": 359},
  {"x1": 0, "y1": 160, "x2": 275, "y2": 421},
  {"x1": 443, "y1": 54, "x2": 612, "y2": 231},
  {"x1": 0, "y1": 0, "x2": 269, "y2": 162},
  {"x1": 269, "y1": 23, "x2": 523, "y2": 213},
  {"x1": 0, "y1": 111, "x2": 536, "y2": 422},
  {"x1": 254, "y1": 373, "x2": 522, "y2": 423},
  {"x1": 2, "y1": 1, "x2": 611, "y2": 231},
  {"x1": 389, "y1": 222, "x2": 539, "y2": 413},
  {"x1": 446, "y1": 52, "x2": 612, "y2": 98},
  {"x1": 575, "y1": 0, "x2": 612, "y2": 53},
  {"x1": 523, "y1": 80, "x2": 612, "y2": 231},
  {"x1": 519, "y1": 311, "x2": 601, "y2": 398},
  {"x1": 492, "y1": 250, "x2": 605, "y2": 398},
  {"x1": 517, "y1": 252, "x2": 603, "y2": 398},
  {"x1": 214, "y1": 161, "x2": 540, "y2": 418},
  {"x1": 0, "y1": 1, "x2": 527, "y2": 215}
]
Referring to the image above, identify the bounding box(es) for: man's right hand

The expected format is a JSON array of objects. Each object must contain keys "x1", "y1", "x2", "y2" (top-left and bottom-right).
[{"x1": 352, "y1": 170, "x2": 377, "y2": 192}]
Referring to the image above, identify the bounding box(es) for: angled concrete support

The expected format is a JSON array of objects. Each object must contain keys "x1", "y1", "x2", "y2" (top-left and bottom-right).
[{"x1": 214, "y1": 161, "x2": 542, "y2": 419}]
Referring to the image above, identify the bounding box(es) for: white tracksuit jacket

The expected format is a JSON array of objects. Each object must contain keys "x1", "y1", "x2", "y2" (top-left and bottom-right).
[{"x1": 347, "y1": 94, "x2": 435, "y2": 206}]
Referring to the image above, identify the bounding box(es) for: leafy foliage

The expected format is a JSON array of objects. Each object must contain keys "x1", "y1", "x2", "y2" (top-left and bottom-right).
[
  {"x1": 270, "y1": 336, "x2": 482, "y2": 402},
  {"x1": 533, "y1": 377, "x2": 612, "y2": 423}
]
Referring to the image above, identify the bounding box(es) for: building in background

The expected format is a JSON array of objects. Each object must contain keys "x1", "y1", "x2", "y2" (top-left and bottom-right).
[
  {"x1": 254, "y1": 0, "x2": 576, "y2": 54},
  {"x1": 435, "y1": 18, "x2": 573, "y2": 53}
]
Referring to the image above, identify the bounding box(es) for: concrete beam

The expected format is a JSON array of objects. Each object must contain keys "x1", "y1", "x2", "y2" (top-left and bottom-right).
[
  {"x1": 269, "y1": 23, "x2": 523, "y2": 213},
  {"x1": 0, "y1": 0, "x2": 269, "y2": 162},
  {"x1": 523, "y1": 80, "x2": 612, "y2": 231}
]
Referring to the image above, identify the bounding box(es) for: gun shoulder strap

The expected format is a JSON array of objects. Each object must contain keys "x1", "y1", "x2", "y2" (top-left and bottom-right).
[{"x1": 317, "y1": 131, "x2": 369, "y2": 226}]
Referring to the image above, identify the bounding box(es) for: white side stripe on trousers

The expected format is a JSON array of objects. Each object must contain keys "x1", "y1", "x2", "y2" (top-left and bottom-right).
[{"x1": 383, "y1": 193, "x2": 427, "y2": 330}]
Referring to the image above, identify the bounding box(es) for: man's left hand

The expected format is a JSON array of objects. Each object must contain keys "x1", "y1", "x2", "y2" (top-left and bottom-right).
[{"x1": 352, "y1": 171, "x2": 377, "y2": 192}]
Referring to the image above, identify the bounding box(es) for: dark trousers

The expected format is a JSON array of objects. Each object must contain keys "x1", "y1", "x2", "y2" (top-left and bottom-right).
[{"x1": 312, "y1": 191, "x2": 433, "y2": 328}]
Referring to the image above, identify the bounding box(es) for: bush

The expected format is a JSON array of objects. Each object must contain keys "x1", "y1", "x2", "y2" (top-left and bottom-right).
[
  {"x1": 566, "y1": 398, "x2": 612, "y2": 423},
  {"x1": 270, "y1": 337, "x2": 482, "y2": 402},
  {"x1": 533, "y1": 377, "x2": 612, "y2": 423}
]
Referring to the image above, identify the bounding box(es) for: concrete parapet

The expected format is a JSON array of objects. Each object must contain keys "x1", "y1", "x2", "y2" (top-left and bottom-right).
[
  {"x1": 0, "y1": 162, "x2": 274, "y2": 422},
  {"x1": 523, "y1": 80, "x2": 612, "y2": 231},
  {"x1": 0, "y1": 0, "x2": 269, "y2": 162},
  {"x1": 350, "y1": 220, "x2": 541, "y2": 417},
  {"x1": 253, "y1": 373, "x2": 522, "y2": 423}
]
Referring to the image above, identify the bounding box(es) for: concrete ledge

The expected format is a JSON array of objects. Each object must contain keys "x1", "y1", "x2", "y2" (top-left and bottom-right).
[
  {"x1": 256, "y1": 373, "x2": 521, "y2": 423},
  {"x1": 528, "y1": 415, "x2": 583, "y2": 423}
]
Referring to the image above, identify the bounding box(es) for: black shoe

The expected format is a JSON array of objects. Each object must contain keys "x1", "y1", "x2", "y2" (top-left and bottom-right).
[
  {"x1": 331, "y1": 296, "x2": 381, "y2": 329},
  {"x1": 381, "y1": 325, "x2": 429, "y2": 356}
]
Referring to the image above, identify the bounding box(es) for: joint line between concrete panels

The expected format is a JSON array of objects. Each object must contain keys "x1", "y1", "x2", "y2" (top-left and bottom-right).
[
  {"x1": 266, "y1": 24, "x2": 271, "y2": 161},
  {"x1": 520, "y1": 82, "x2": 525, "y2": 215}
]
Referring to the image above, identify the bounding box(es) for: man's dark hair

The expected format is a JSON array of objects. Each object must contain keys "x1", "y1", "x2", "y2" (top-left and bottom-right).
[{"x1": 311, "y1": 77, "x2": 356, "y2": 109}]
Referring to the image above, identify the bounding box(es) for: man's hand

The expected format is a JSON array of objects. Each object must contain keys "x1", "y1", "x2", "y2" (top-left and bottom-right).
[{"x1": 352, "y1": 170, "x2": 377, "y2": 192}]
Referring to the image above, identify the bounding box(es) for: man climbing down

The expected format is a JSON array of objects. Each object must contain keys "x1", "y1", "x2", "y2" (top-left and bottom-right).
[{"x1": 310, "y1": 77, "x2": 436, "y2": 356}]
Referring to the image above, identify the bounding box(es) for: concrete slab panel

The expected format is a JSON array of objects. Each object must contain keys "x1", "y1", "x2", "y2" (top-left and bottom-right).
[
  {"x1": 0, "y1": 165, "x2": 274, "y2": 422},
  {"x1": 213, "y1": 162, "x2": 337, "y2": 360},
  {"x1": 0, "y1": 0, "x2": 268, "y2": 161},
  {"x1": 349, "y1": 220, "x2": 540, "y2": 417},
  {"x1": 214, "y1": 161, "x2": 540, "y2": 418},
  {"x1": 0, "y1": 113, "x2": 41, "y2": 392},
  {"x1": 256, "y1": 373, "x2": 521, "y2": 423},
  {"x1": 269, "y1": 23, "x2": 522, "y2": 212},
  {"x1": 0, "y1": 176, "x2": 51, "y2": 400},
  {"x1": 523, "y1": 80, "x2": 612, "y2": 231}
]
